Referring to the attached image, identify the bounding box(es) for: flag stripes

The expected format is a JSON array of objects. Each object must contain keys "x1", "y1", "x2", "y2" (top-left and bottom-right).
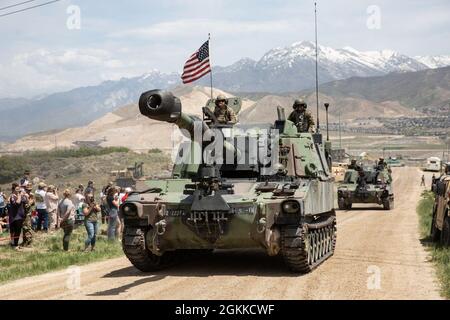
[{"x1": 181, "y1": 40, "x2": 211, "y2": 84}]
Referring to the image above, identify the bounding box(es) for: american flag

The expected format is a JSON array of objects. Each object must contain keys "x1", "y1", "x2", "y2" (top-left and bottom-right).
[{"x1": 181, "y1": 40, "x2": 211, "y2": 84}]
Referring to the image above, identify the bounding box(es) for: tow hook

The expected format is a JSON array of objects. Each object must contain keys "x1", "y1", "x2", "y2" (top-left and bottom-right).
[
  {"x1": 155, "y1": 219, "x2": 167, "y2": 236},
  {"x1": 257, "y1": 217, "x2": 267, "y2": 234},
  {"x1": 151, "y1": 219, "x2": 167, "y2": 255}
]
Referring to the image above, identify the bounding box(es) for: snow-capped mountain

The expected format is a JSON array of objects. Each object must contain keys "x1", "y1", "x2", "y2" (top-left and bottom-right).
[
  {"x1": 199, "y1": 41, "x2": 440, "y2": 92},
  {"x1": 415, "y1": 55, "x2": 450, "y2": 69},
  {"x1": 259, "y1": 41, "x2": 427, "y2": 74}
]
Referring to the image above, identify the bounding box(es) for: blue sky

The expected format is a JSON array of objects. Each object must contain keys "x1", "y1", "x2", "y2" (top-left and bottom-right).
[{"x1": 0, "y1": 0, "x2": 449, "y2": 98}]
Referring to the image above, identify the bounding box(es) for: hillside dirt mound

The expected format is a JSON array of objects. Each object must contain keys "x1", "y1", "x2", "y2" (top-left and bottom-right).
[{"x1": 6, "y1": 86, "x2": 254, "y2": 152}]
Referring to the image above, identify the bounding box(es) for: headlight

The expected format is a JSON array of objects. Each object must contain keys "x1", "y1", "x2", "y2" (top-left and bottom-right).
[
  {"x1": 121, "y1": 203, "x2": 138, "y2": 217},
  {"x1": 282, "y1": 200, "x2": 301, "y2": 214}
]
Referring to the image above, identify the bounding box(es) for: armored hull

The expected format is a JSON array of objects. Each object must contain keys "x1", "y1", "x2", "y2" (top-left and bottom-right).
[
  {"x1": 121, "y1": 90, "x2": 336, "y2": 273},
  {"x1": 337, "y1": 168, "x2": 394, "y2": 210}
]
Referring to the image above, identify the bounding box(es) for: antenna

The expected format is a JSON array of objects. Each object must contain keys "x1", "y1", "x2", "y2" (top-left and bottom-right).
[
  {"x1": 314, "y1": 2, "x2": 320, "y2": 132},
  {"x1": 324, "y1": 103, "x2": 330, "y2": 141}
]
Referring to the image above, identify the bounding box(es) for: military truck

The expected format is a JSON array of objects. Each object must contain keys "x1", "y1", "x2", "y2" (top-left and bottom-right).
[
  {"x1": 120, "y1": 90, "x2": 337, "y2": 273},
  {"x1": 337, "y1": 166, "x2": 394, "y2": 210},
  {"x1": 430, "y1": 164, "x2": 450, "y2": 246},
  {"x1": 385, "y1": 157, "x2": 404, "y2": 167},
  {"x1": 110, "y1": 162, "x2": 144, "y2": 189}
]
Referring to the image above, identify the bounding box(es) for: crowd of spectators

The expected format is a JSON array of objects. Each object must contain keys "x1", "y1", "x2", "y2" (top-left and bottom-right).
[{"x1": 0, "y1": 171, "x2": 133, "y2": 252}]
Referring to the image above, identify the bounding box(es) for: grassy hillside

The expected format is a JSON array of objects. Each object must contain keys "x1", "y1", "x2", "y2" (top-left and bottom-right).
[{"x1": 0, "y1": 147, "x2": 171, "y2": 191}]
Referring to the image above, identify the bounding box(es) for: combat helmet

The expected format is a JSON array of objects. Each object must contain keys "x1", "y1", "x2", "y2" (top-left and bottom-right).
[
  {"x1": 215, "y1": 94, "x2": 227, "y2": 106},
  {"x1": 293, "y1": 99, "x2": 307, "y2": 109}
]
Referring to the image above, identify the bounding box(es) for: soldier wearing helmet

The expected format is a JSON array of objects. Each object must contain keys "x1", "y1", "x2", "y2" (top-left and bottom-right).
[
  {"x1": 213, "y1": 94, "x2": 237, "y2": 125},
  {"x1": 348, "y1": 159, "x2": 361, "y2": 171},
  {"x1": 288, "y1": 99, "x2": 315, "y2": 133},
  {"x1": 376, "y1": 158, "x2": 386, "y2": 171}
]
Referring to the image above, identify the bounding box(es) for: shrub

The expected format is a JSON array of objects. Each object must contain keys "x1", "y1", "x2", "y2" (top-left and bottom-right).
[{"x1": 0, "y1": 156, "x2": 29, "y2": 184}]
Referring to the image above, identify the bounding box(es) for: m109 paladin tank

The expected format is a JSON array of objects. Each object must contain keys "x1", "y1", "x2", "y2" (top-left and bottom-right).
[
  {"x1": 120, "y1": 89, "x2": 336, "y2": 273},
  {"x1": 337, "y1": 165, "x2": 394, "y2": 210}
]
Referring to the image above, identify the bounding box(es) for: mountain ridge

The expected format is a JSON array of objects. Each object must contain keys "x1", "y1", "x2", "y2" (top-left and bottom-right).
[{"x1": 1, "y1": 41, "x2": 449, "y2": 141}]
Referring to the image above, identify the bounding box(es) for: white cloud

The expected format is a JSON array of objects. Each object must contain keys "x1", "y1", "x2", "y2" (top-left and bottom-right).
[
  {"x1": 0, "y1": 49, "x2": 147, "y2": 98},
  {"x1": 109, "y1": 19, "x2": 292, "y2": 39}
]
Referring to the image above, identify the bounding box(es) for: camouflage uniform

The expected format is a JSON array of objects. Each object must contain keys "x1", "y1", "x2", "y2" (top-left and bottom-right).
[
  {"x1": 214, "y1": 106, "x2": 237, "y2": 125},
  {"x1": 348, "y1": 160, "x2": 360, "y2": 170},
  {"x1": 22, "y1": 192, "x2": 35, "y2": 246},
  {"x1": 288, "y1": 110, "x2": 315, "y2": 133},
  {"x1": 213, "y1": 94, "x2": 237, "y2": 125},
  {"x1": 348, "y1": 163, "x2": 357, "y2": 170}
]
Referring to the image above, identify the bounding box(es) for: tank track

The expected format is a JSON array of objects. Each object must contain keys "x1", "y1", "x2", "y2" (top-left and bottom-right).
[
  {"x1": 122, "y1": 227, "x2": 178, "y2": 272},
  {"x1": 280, "y1": 213, "x2": 337, "y2": 273},
  {"x1": 122, "y1": 227, "x2": 214, "y2": 271}
]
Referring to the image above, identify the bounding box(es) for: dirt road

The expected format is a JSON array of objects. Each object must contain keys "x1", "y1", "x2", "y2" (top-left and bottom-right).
[{"x1": 0, "y1": 167, "x2": 442, "y2": 300}]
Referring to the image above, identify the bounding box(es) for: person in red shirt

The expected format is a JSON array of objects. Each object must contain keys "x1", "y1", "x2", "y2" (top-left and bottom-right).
[{"x1": 121, "y1": 187, "x2": 132, "y2": 203}]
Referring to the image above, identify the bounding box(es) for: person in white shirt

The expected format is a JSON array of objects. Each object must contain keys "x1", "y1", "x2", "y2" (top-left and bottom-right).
[
  {"x1": 45, "y1": 185, "x2": 59, "y2": 231},
  {"x1": 34, "y1": 182, "x2": 48, "y2": 232},
  {"x1": 73, "y1": 187, "x2": 85, "y2": 211},
  {"x1": 73, "y1": 187, "x2": 85, "y2": 223}
]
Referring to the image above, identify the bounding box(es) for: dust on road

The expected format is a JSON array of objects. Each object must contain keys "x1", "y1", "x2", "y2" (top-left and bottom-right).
[{"x1": 0, "y1": 167, "x2": 442, "y2": 300}]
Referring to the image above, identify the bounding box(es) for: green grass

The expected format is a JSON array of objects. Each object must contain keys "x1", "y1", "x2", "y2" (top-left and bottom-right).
[
  {"x1": 0, "y1": 146, "x2": 130, "y2": 184},
  {"x1": 417, "y1": 190, "x2": 450, "y2": 298},
  {"x1": 25, "y1": 146, "x2": 130, "y2": 159},
  {"x1": 0, "y1": 224, "x2": 124, "y2": 284}
]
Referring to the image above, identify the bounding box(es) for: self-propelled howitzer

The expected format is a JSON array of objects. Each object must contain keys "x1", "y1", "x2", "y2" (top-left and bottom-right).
[{"x1": 120, "y1": 89, "x2": 337, "y2": 273}]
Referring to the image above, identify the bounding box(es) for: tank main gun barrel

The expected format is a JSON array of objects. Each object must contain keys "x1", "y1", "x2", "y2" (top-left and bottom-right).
[
  {"x1": 139, "y1": 89, "x2": 209, "y2": 135},
  {"x1": 138, "y1": 89, "x2": 240, "y2": 159}
]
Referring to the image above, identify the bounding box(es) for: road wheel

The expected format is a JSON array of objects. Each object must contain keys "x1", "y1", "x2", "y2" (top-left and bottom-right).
[
  {"x1": 338, "y1": 198, "x2": 346, "y2": 210},
  {"x1": 440, "y1": 216, "x2": 450, "y2": 246},
  {"x1": 382, "y1": 199, "x2": 391, "y2": 210},
  {"x1": 280, "y1": 214, "x2": 337, "y2": 273},
  {"x1": 430, "y1": 206, "x2": 441, "y2": 242}
]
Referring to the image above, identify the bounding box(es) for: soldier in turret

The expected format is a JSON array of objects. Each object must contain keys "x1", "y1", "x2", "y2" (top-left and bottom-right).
[
  {"x1": 288, "y1": 99, "x2": 315, "y2": 133},
  {"x1": 376, "y1": 158, "x2": 386, "y2": 171},
  {"x1": 214, "y1": 95, "x2": 237, "y2": 125},
  {"x1": 348, "y1": 159, "x2": 358, "y2": 170}
]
